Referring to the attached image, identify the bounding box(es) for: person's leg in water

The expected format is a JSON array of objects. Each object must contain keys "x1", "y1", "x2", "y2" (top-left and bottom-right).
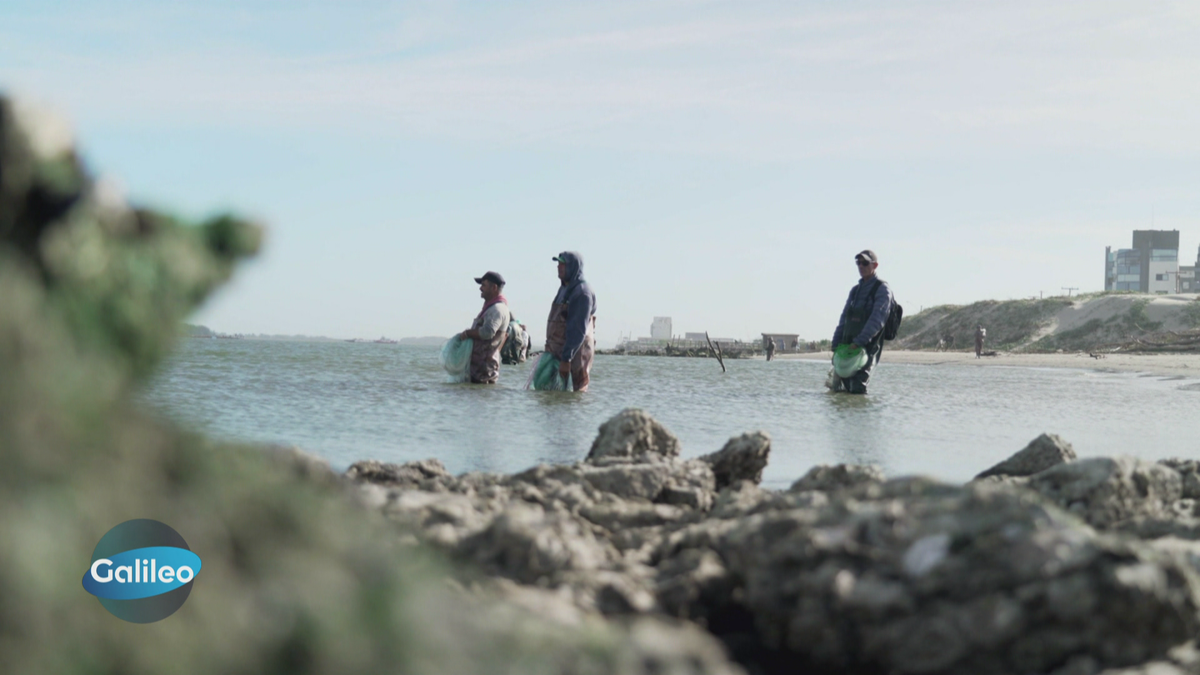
[
  {"x1": 569, "y1": 334, "x2": 595, "y2": 392},
  {"x1": 841, "y1": 343, "x2": 881, "y2": 394}
]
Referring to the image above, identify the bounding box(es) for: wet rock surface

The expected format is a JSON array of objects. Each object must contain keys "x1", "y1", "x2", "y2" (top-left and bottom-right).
[
  {"x1": 977, "y1": 432, "x2": 1077, "y2": 479},
  {"x1": 790, "y1": 463, "x2": 887, "y2": 493},
  {"x1": 1027, "y1": 457, "x2": 1184, "y2": 529},
  {"x1": 348, "y1": 421, "x2": 1200, "y2": 675}
]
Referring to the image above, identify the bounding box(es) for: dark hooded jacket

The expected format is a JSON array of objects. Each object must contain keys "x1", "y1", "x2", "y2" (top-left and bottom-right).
[{"x1": 553, "y1": 251, "x2": 596, "y2": 363}]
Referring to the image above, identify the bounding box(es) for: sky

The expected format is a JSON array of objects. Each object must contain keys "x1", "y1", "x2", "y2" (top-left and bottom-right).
[{"x1": 3, "y1": 0, "x2": 1200, "y2": 346}]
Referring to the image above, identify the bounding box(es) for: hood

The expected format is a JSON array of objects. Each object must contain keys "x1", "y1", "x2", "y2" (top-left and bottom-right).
[
  {"x1": 554, "y1": 251, "x2": 586, "y2": 304},
  {"x1": 557, "y1": 251, "x2": 584, "y2": 287}
]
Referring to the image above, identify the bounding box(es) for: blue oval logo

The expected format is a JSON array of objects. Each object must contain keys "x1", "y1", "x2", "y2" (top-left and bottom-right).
[{"x1": 82, "y1": 520, "x2": 201, "y2": 622}]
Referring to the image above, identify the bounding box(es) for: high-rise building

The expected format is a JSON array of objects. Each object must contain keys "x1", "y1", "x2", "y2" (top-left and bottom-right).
[
  {"x1": 1105, "y1": 246, "x2": 1140, "y2": 291},
  {"x1": 650, "y1": 317, "x2": 672, "y2": 341},
  {"x1": 1105, "y1": 230, "x2": 1179, "y2": 293}
]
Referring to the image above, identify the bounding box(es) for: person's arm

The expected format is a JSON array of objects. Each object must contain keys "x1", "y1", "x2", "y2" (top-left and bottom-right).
[
  {"x1": 461, "y1": 305, "x2": 505, "y2": 341},
  {"x1": 852, "y1": 282, "x2": 893, "y2": 348},
  {"x1": 559, "y1": 290, "x2": 593, "y2": 363}
]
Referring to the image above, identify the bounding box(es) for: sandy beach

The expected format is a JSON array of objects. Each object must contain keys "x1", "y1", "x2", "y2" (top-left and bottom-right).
[{"x1": 780, "y1": 349, "x2": 1200, "y2": 378}]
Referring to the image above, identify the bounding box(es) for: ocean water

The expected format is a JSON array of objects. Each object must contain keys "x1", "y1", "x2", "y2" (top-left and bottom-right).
[{"x1": 142, "y1": 339, "x2": 1200, "y2": 489}]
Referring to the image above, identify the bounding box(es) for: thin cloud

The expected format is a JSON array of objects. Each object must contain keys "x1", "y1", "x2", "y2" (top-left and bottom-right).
[{"x1": 5, "y1": 1, "x2": 1200, "y2": 160}]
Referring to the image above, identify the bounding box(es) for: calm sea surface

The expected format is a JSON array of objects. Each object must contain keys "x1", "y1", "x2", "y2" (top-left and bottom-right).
[{"x1": 142, "y1": 340, "x2": 1200, "y2": 489}]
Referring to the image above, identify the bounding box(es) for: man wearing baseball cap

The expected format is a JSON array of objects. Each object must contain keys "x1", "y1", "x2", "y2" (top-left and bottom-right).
[
  {"x1": 459, "y1": 271, "x2": 511, "y2": 384},
  {"x1": 830, "y1": 250, "x2": 893, "y2": 394}
]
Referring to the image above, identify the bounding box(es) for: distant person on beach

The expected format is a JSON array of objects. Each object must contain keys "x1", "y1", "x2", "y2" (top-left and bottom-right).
[
  {"x1": 546, "y1": 251, "x2": 596, "y2": 391},
  {"x1": 459, "y1": 271, "x2": 511, "y2": 384},
  {"x1": 831, "y1": 249, "x2": 893, "y2": 394},
  {"x1": 975, "y1": 324, "x2": 987, "y2": 358},
  {"x1": 765, "y1": 338, "x2": 775, "y2": 361}
]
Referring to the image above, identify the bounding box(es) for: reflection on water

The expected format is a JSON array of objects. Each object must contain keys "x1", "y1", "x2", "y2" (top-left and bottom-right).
[
  {"x1": 143, "y1": 341, "x2": 1200, "y2": 489},
  {"x1": 822, "y1": 393, "x2": 887, "y2": 469}
]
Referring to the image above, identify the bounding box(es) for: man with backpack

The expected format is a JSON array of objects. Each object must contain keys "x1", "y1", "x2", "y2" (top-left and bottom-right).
[{"x1": 831, "y1": 250, "x2": 897, "y2": 394}]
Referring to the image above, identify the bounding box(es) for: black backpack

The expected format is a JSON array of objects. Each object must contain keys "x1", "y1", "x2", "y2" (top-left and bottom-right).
[{"x1": 863, "y1": 280, "x2": 903, "y2": 341}]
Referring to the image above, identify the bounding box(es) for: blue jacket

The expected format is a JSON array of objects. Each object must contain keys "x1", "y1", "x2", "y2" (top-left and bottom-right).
[
  {"x1": 554, "y1": 251, "x2": 596, "y2": 362},
  {"x1": 832, "y1": 276, "x2": 892, "y2": 349}
]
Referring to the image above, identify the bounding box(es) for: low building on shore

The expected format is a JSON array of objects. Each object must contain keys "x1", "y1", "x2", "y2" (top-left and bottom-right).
[{"x1": 762, "y1": 333, "x2": 801, "y2": 353}]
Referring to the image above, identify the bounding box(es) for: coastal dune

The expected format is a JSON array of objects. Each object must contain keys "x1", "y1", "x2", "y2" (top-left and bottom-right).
[
  {"x1": 893, "y1": 293, "x2": 1200, "y2": 353},
  {"x1": 783, "y1": 292, "x2": 1200, "y2": 377}
]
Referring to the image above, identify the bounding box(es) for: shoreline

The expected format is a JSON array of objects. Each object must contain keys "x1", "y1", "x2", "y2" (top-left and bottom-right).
[{"x1": 777, "y1": 349, "x2": 1200, "y2": 378}]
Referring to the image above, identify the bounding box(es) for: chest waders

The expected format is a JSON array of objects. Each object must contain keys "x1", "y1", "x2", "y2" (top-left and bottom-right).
[
  {"x1": 469, "y1": 308, "x2": 508, "y2": 384},
  {"x1": 544, "y1": 300, "x2": 595, "y2": 392},
  {"x1": 838, "y1": 279, "x2": 884, "y2": 393}
]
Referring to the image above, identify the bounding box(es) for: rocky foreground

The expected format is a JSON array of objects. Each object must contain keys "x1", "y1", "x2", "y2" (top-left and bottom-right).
[{"x1": 320, "y1": 415, "x2": 1200, "y2": 675}]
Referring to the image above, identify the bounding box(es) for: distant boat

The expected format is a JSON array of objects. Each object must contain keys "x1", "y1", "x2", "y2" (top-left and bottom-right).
[{"x1": 373, "y1": 336, "x2": 398, "y2": 344}]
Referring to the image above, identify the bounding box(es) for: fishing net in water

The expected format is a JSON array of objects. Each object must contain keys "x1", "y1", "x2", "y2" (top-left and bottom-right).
[
  {"x1": 525, "y1": 352, "x2": 572, "y2": 391},
  {"x1": 441, "y1": 336, "x2": 473, "y2": 383},
  {"x1": 832, "y1": 343, "x2": 869, "y2": 378}
]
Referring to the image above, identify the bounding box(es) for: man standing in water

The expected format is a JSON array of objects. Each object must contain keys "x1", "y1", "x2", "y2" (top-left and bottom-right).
[
  {"x1": 831, "y1": 250, "x2": 893, "y2": 394},
  {"x1": 459, "y1": 271, "x2": 511, "y2": 384},
  {"x1": 546, "y1": 252, "x2": 596, "y2": 391},
  {"x1": 975, "y1": 324, "x2": 987, "y2": 358}
]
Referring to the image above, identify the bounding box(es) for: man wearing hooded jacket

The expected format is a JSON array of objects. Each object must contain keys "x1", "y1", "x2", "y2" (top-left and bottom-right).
[{"x1": 546, "y1": 251, "x2": 597, "y2": 392}]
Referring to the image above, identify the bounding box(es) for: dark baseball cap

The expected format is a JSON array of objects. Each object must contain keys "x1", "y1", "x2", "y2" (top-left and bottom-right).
[
  {"x1": 474, "y1": 271, "x2": 505, "y2": 286},
  {"x1": 855, "y1": 250, "x2": 878, "y2": 264},
  {"x1": 551, "y1": 254, "x2": 567, "y2": 263}
]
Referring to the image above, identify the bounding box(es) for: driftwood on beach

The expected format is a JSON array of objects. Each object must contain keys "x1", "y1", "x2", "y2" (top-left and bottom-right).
[{"x1": 1099, "y1": 327, "x2": 1200, "y2": 353}]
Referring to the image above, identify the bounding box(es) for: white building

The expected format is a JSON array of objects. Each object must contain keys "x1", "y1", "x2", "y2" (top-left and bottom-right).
[{"x1": 651, "y1": 317, "x2": 672, "y2": 341}]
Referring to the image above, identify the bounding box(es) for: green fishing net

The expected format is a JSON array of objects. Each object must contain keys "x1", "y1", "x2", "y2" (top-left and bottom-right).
[
  {"x1": 441, "y1": 335, "x2": 473, "y2": 383},
  {"x1": 526, "y1": 352, "x2": 572, "y2": 391},
  {"x1": 832, "y1": 343, "x2": 869, "y2": 378}
]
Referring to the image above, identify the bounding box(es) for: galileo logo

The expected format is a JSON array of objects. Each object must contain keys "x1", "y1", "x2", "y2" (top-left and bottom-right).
[{"x1": 82, "y1": 519, "x2": 202, "y2": 623}]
